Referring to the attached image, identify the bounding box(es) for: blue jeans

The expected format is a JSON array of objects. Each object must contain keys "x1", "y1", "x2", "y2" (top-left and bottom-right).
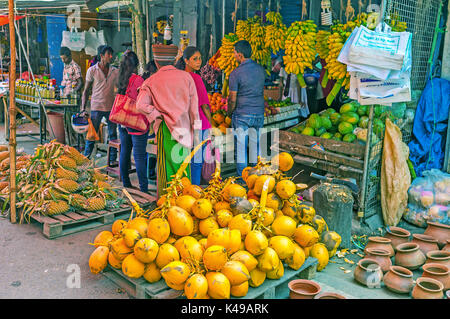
[
  {"x1": 119, "y1": 126, "x2": 149, "y2": 192},
  {"x1": 232, "y1": 113, "x2": 265, "y2": 177},
  {"x1": 191, "y1": 129, "x2": 208, "y2": 186},
  {"x1": 84, "y1": 110, "x2": 118, "y2": 162}
]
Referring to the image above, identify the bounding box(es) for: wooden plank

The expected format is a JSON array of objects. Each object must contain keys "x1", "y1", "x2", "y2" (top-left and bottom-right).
[
  {"x1": 63, "y1": 211, "x2": 88, "y2": 221},
  {"x1": 280, "y1": 130, "x2": 365, "y2": 158},
  {"x1": 51, "y1": 214, "x2": 75, "y2": 223}
]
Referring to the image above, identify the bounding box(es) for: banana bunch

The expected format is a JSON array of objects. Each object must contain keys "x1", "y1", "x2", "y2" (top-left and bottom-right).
[
  {"x1": 216, "y1": 33, "x2": 240, "y2": 78},
  {"x1": 316, "y1": 30, "x2": 331, "y2": 60},
  {"x1": 283, "y1": 20, "x2": 317, "y2": 77},
  {"x1": 236, "y1": 19, "x2": 251, "y2": 41},
  {"x1": 264, "y1": 11, "x2": 287, "y2": 54},
  {"x1": 156, "y1": 20, "x2": 167, "y2": 34},
  {"x1": 249, "y1": 17, "x2": 271, "y2": 74},
  {"x1": 354, "y1": 12, "x2": 368, "y2": 27},
  {"x1": 389, "y1": 12, "x2": 408, "y2": 32}
]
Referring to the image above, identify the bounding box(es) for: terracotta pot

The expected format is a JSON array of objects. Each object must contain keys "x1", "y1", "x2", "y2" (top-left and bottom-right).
[
  {"x1": 422, "y1": 263, "x2": 450, "y2": 291},
  {"x1": 411, "y1": 234, "x2": 439, "y2": 256},
  {"x1": 412, "y1": 277, "x2": 444, "y2": 299},
  {"x1": 442, "y1": 239, "x2": 450, "y2": 252},
  {"x1": 354, "y1": 259, "x2": 383, "y2": 288},
  {"x1": 364, "y1": 248, "x2": 392, "y2": 273},
  {"x1": 394, "y1": 242, "x2": 426, "y2": 270},
  {"x1": 383, "y1": 266, "x2": 414, "y2": 294},
  {"x1": 365, "y1": 236, "x2": 395, "y2": 257},
  {"x1": 288, "y1": 279, "x2": 321, "y2": 299},
  {"x1": 314, "y1": 292, "x2": 346, "y2": 299},
  {"x1": 426, "y1": 250, "x2": 450, "y2": 269},
  {"x1": 384, "y1": 226, "x2": 411, "y2": 251},
  {"x1": 424, "y1": 221, "x2": 450, "y2": 249}
]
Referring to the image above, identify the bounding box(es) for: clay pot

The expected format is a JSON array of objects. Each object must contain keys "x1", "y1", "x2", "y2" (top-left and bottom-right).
[
  {"x1": 424, "y1": 221, "x2": 450, "y2": 249},
  {"x1": 442, "y1": 239, "x2": 450, "y2": 252},
  {"x1": 411, "y1": 234, "x2": 439, "y2": 256},
  {"x1": 426, "y1": 250, "x2": 450, "y2": 269},
  {"x1": 364, "y1": 248, "x2": 392, "y2": 273},
  {"x1": 314, "y1": 292, "x2": 346, "y2": 299},
  {"x1": 365, "y1": 236, "x2": 395, "y2": 257},
  {"x1": 382, "y1": 266, "x2": 414, "y2": 294},
  {"x1": 422, "y1": 263, "x2": 450, "y2": 291},
  {"x1": 288, "y1": 279, "x2": 321, "y2": 299},
  {"x1": 394, "y1": 242, "x2": 426, "y2": 270},
  {"x1": 412, "y1": 277, "x2": 444, "y2": 299},
  {"x1": 354, "y1": 259, "x2": 383, "y2": 288},
  {"x1": 384, "y1": 226, "x2": 411, "y2": 251}
]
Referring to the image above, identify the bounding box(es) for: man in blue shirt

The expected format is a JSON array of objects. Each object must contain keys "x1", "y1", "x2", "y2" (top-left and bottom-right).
[{"x1": 227, "y1": 40, "x2": 266, "y2": 177}]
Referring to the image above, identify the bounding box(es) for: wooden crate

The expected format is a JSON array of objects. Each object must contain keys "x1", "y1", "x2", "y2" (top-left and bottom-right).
[{"x1": 102, "y1": 257, "x2": 318, "y2": 299}]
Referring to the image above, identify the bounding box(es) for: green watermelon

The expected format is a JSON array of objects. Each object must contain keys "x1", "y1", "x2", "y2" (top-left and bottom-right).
[
  {"x1": 358, "y1": 116, "x2": 369, "y2": 128},
  {"x1": 302, "y1": 127, "x2": 315, "y2": 136},
  {"x1": 339, "y1": 103, "x2": 357, "y2": 114},
  {"x1": 329, "y1": 113, "x2": 341, "y2": 125},
  {"x1": 357, "y1": 105, "x2": 368, "y2": 116},
  {"x1": 315, "y1": 127, "x2": 327, "y2": 137},
  {"x1": 338, "y1": 122, "x2": 354, "y2": 135},
  {"x1": 307, "y1": 114, "x2": 322, "y2": 129},
  {"x1": 320, "y1": 132, "x2": 333, "y2": 139},
  {"x1": 320, "y1": 115, "x2": 332, "y2": 130},
  {"x1": 343, "y1": 133, "x2": 357, "y2": 143},
  {"x1": 340, "y1": 112, "x2": 360, "y2": 125}
]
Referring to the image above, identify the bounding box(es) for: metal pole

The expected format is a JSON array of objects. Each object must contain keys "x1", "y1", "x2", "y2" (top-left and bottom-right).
[
  {"x1": 222, "y1": 0, "x2": 226, "y2": 39},
  {"x1": 8, "y1": 0, "x2": 17, "y2": 223}
]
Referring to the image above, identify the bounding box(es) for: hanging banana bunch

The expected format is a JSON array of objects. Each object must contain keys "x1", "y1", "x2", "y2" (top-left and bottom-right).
[
  {"x1": 236, "y1": 19, "x2": 251, "y2": 41},
  {"x1": 316, "y1": 30, "x2": 331, "y2": 60},
  {"x1": 264, "y1": 11, "x2": 287, "y2": 55},
  {"x1": 216, "y1": 33, "x2": 240, "y2": 80},
  {"x1": 249, "y1": 16, "x2": 272, "y2": 75},
  {"x1": 283, "y1": 20, "x2": 317, "y2": 88}
]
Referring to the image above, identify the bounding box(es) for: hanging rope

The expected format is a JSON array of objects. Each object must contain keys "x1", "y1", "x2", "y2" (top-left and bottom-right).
[
  {"x1": 301, "y1": 0, "x2": 307, "y2": 20},
  {"x1": 345, "y1": 0, "x2": 355, "y2": 22}
]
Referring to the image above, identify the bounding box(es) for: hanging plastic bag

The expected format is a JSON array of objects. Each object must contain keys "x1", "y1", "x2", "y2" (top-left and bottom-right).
[
  {"x1": 84, "y1": 27, "x2": 106, "y2": 56},
  {"x1": 201, "y1": 141, "x2": 220, "y2": 184},
  {"x1": 86, "y1": 118, "x2": 100, "y2": 141},
  {"x1": 61, "y1": 27, "x2": 86, "y2": 52},
  {"x1": 380, "y1": 118, "x2": 411, "y2": 226}
]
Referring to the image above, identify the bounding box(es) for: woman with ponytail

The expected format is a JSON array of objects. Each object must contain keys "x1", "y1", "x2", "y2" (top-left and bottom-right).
[
  {"x1": 175, "y1": 46, "x2": 214, "y2": 185},
  {"x1": 117, "y1": 50, "x2": 149, "y2": 193}
]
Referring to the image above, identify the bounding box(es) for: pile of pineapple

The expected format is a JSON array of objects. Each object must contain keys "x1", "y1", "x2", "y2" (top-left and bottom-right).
[
  {"x1": 88, "y1": 151, "x2": 342, "y2": 299},
  {"x1": 0, "y1": 140, "x2": 122, "y2": 222}
]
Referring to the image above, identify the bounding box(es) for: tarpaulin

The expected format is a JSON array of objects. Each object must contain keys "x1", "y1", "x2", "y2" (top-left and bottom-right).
[
  {"x1": 0, "y1": 15, "x2": 25, "y2": 26},
  {"x1": 408, "y1": 78, "x2": 450, "y2": 177}
]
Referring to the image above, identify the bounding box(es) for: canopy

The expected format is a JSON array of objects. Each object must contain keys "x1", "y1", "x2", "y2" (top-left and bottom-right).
[{"x1": 0, "y1": 15, "x2": 25, "y2": 26}]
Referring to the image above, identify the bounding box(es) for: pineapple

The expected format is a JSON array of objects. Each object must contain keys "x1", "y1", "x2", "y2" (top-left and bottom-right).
[
  {"x1": 44, "y1": 188, "x2": 65, "y2": 200},
  {"x1": 0, "y1": 181, "x2": 8, "y2": 192},
  {"x1": 56, "y1": 167, "x2": 79, "y2": 181},
  {"x1": 86, "y1": 196, "x2": 106, "y2": 212},
  {"x1": 67, "y1": 193, "x2": 88, "y2": 210},
  {"x1": 56, "y1": 179, "x2": 80, "y2": 193},
  {"x1": 64, "y1": 146, "x2": 89, "y2": 165},
  {"x1": 97, "y1": 181, "x2": 112, "y2": 189},
  {"x1": 43, "y1": 200, "x2": 69, "y2": 216},
  {"x1": 56, "y1": 155, "x2": 77, "y2": 171}
]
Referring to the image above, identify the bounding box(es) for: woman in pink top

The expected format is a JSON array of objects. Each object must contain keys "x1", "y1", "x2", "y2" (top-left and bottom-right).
[{"x1": 175, "y1": 46, "x2": 214, "y2": 185}]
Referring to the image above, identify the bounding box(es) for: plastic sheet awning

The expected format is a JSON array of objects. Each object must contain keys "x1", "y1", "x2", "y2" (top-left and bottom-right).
[{"x1": 0, "y1": 15, "x2": 25, "y2": 26}]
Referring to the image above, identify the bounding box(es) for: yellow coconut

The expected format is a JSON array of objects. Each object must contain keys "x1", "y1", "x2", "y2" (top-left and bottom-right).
[
  {"x1": 257, "y1": 247, "x2": 280, "y2": 272},
  {"x1": 244, "y1": 230, "x2": 268, "y2": 256},
  {"x1": 111, "y1": 219, "x2": 127, "y2": 235},
  {"x1": 293, "y1": 224, "x2": 320, "y2": 248},
  {"x1": 230, "y1": 280, "x2": 249, "y2": 297},
  {"x1": 166, "y1": 280, "x2": 186, "y2": 290},
  {"x1": 271, "y1": 215, "x2": 297, "y2": 237},
  {"x1": 192, "y1": 198, "x2": 213, "y2": 219},
  {"x1": 246, "y1": 174, "x2": 258, "y2": 189},
  {"x1": 89, "y1": 246, "x2": 109, "y2": 274},
  {"x1": 216, "y1": 209, "x2": 233, "y2": 228},
  {"x1": 271, "y1": 152, "x2": 294, "y2": 172},
  {"x1": 223, "y1": 183, "x2": 247, "y2": 202},
  {"x1": 203, "y1": 245, "x2": 228, "y2": 271},
  {"x1": 110, "y1": 238, "x2": 133, "y2": 261},
  {"x1": 227, "y1": 229, "x2": 242, "y2": 255},
  {"x1": 94, "y1": 231, "x2": 114, "y2": 246},
  {"x1": 249, "y1": 268, "x2": 266, "y2": 287},
  {"x1": 253, "y1": 175, "x2": 276, "y2": 196},
  {"x1": 143, "y1": 262, "x2": 161, "y2": 283},
  {"x1": 214, "y1": 201, "x2": 231, "y2": 213},
  {"x1": 275, "y1": 179, "x2": 296, "y2": 199},
  {"x1": 206, "y1": 228, "x2": 230, "y2": 249},
  {"x1": 266, "y1": 259, "x2": 284, "y2": 279},
  {"x1": 230, "y1": 250, "x2": 259, "y2": 272},
  {"x1": 122, "y1": 254, "x2": 145, "y2": 279},
  {"x1": 167, "y1": 206, "x2": 194, "y2": 236},
  {"x1": 261, "y1": 207, "x2": 275, "y2": 227},
  {"x1": 268, "y1": 235, "x2": 295, "y2": 260},
  {"x1": 174, "y1": 236, "x2": 203, "y2": 262},
  {"x1": 199, "y1": 238, "x2": 208, "y2": 251},
  {"x1": 184, "y1": 273, "x2": 209, "y2": 299},
  {"x1": 221, "y1": 261, "x2": 250, "y2": 286},
  {"x1": 206, "y1": 272, "x2": 231, "y2": 299},
  {"x1": 175, "y1": 195, "x2": 197, "y2": 214},
  {"x1": 155, "y1": 243, "x2": 180, "y2": 269},
  {"x1": 310, "y1": 243, "x2": 330, "y2": 271},
  {"x1": 285, "y1": 243, "x2": 306, "y2": 271},
  {"x1": 265, "y1": 193, "x2": 283, "y2": 211},
  {"x1": 199, "y1": 217, "x2": 219, "y2": 237},
  {"x1": 160, "y1": 261, "x2": 191, "y2": 285},
  {"x1": 311, "y1": 215, "x2": 328, "y2": 235},
  {"x1": 108, "y1": 251, "x2": 123, "y2": 269},
  {"x1": 126, "y1": 217, "x2": 149, "y2": 238},
  {"x1": 183, "y1": 184, "x2": 203, "y2": 199},
  {"x1": 133, "y1": 238, "x2": 159, "y2": 263},
  {"x1": 121, "y1": 228, "x2": 142, "y2": 248},
  {"x1": 303, "y1": 245, "x2": 312, "y2": 258},
  {"x1": 228, "y1": 214, "x2": 252, "y2": 239},
  {"x1": 297, "y1": 204, "x2": 316, "y2": 224},
  {"x1": 147, "y1": 217, "x2": 171, "y2": 244},
  {"x1": 281, "y1": 201, "x2": 298, "y2": 218}
]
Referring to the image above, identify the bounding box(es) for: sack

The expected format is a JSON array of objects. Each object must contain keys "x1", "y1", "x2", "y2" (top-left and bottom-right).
[
  {"x1": 109, "y1": 94, "x2": 149, "y2": 133},
  {"x1": 355, "y1": 74, "x2": 411, "y2": 105},
  {"x1": 84, "y1": 27, "x2": 106, "y2": 56},
  {"x1": 86, "y1": 118, "x2": 99, "y2": 141},
  {"x1": 201, "y1": 141, "x2": 219, "y2": 184},
  {"x1": 61, "y1": 27, "x2": 85, "y2": 52}
]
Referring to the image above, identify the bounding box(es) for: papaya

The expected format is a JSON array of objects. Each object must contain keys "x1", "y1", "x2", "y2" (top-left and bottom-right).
[
  {"x1": 320, "y1": 115, "x2": 332, "y2": 130},
  {"x1": 301, "y1": 127, "x2": 315, "y2": 136},
  {"x1": 340, "y1": 112, "x2": 360, "y2": 125},
  {"x1": 358, "y1": 116, "x2": 369, "y2": 128},
  {"x1": 314, "y1": 127, "x2": 327, "y2": 137},
  {"x1": 357, "y1": 105, "x2": 368, "y2": 116},
  {"x1": 329, "y1": 112, "x2": 341, "y2": 125},
  {"x1": 320, "y1": 132, "x2": 333, "y2": 139},
  {"x1": 339, "y1": 103, "x2": 357, "y2": 114},
  {"x1": 342, "y1": 133, "x2": 357, "y2": 143},
  {"x1": 338, "y1": 122, "x2": 354, "y2": 135},
  {"x1": 307, "y1": 114, "x2": 322, "y2": 129}
]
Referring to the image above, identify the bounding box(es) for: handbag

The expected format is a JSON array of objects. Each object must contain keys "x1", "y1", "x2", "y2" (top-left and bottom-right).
[
  {"x1": 109, "y1": 77, "x2": 149, "y2": 132},
  {"x1": 201, "y1": 141, "x2": 219, "y2": 183},
  {"x1": 61, "y1": 27, "x2": 85, "y2": 52},
  {"x1": 84, "y1": 27, "x2": 106, "y2": 56}
]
